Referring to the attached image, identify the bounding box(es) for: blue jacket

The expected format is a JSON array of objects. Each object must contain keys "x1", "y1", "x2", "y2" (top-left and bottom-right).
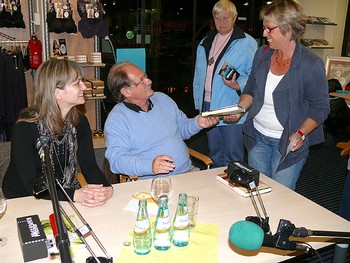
[
  {"x1": 193, "y1": 26, "x2": 257, "y2": 126},
  {"x1": 243, "y1": 42, "x2": 330, "y2": 171}
]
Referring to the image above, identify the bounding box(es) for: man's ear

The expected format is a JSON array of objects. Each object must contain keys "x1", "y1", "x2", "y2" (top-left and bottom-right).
[{"x1": 121, "y1": 87, "x2": 131, "y2": 98}]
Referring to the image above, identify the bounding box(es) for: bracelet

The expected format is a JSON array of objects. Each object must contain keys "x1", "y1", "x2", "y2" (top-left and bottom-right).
[{"x1": 297, "y1": 130, "x2": 305, "y2": 141}]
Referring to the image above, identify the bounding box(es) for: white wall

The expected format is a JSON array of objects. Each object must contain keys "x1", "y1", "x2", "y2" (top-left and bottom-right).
[{"x1": 299, "y1": 0, "x2": 348, "y2": 61}]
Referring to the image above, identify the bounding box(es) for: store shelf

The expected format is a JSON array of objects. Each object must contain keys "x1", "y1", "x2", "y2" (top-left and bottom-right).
[
  {"x1": 301, "y1": 39, "x2": 334, "y2": 49},
  {"x1": 80, "y1": 62, "x2": 106, "y2": 67},
  {"x1": 306, "y1": 16, "x2": 337, "y2": 26},
  {"x1": 85, "y1": 96, "x2": 106, "y2": 100}
]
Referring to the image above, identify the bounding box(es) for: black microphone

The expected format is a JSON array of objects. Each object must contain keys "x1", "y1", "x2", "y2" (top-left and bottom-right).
[
  {"x1": 229, "y1": 220, "x2": 314, "y2": 252},
  {"x1": 293, "y1": 226, "x2": 350, "y2": 238},
  {"x1": 36, "y1": 135, "x2": 50, "y2": 161}
]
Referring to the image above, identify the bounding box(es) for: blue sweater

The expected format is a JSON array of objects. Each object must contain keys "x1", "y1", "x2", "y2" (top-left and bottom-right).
[{"x1": 104, "y1": 92, "x2": 202, "y2": 178}]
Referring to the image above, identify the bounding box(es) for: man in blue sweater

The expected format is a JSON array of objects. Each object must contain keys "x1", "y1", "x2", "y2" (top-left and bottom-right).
[{"x1": 104, "y1": 62, "x2": 219, "y2": 179}]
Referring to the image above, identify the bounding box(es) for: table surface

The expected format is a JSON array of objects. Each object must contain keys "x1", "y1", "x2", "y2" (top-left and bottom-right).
[{"x1": 1, "y1": 167, "x2": 350, "y2": 263}]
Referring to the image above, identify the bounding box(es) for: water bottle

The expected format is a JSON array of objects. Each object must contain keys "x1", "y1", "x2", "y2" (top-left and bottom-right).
[
  {"x1": 172, "y1": 193, "x2": 190, "y2": 247},
  {"x1": 154, "y1": 195, "x2": 171, "y2": 251},
  {"x1": 133, "y1": 199, "x2": 152, "y2": 255}
]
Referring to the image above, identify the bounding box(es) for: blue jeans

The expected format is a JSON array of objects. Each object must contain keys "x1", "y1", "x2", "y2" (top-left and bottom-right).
[
  {"x1": 204, "y1": 102, "x2": 244, "y2": 168},
  {"x1": 339, "y1": 169, "x2": 350, "y2": 221},
  {"x1": 248, "y1": 129, "x2": 306, "y2": 190}
]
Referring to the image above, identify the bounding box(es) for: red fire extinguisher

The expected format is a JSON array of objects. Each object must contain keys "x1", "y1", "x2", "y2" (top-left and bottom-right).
[{"x1": 28, "y1": 33, "x2": 42, "y2": 70}]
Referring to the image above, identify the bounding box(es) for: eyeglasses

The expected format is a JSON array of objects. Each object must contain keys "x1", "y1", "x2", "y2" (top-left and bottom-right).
[
  {"x1": 262, "y1": 25, "x2": 278, "y2": 33},
  {"x1": 134, "y1": 74, "x2": 148, "y2": 86}
]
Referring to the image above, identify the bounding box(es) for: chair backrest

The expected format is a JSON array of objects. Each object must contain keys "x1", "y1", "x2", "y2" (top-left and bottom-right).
[{"x1": 0, "y1": 141, "x2": 11, "y2": 187}]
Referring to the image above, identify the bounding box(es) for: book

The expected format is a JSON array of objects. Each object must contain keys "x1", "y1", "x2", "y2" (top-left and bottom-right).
[
  {"x1": 201, "y1": 104, "x2": 245, "y2": 117},
  {"x1": 41, "y1": 215, "x2": 85, "y2": 255},
  {"x1": 218, "y1": 61, "x2": 240, "y2": 80},
  {"x1": 216, "y1": 173, "x2": 272, "y2": 198}
]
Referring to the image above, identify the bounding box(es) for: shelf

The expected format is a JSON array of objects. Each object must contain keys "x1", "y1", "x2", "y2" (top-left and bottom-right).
[
  {"x1": 80, "y1": 62, "x2": 106, "y2": 67},
  {"x1": 301, "y1": 39, "x2": 334, "y2": 49},
  {"x1": 306, "y1": 16, "x2": 337, "y2": 26},
  {"x1": 85, "y1": 96, "x2": 106, "y2": 100}
]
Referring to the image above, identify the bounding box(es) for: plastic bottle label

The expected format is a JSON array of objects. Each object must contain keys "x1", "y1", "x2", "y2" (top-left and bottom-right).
[
  {"x1": 155, "y1": 217, "x2": 171, "y2": 232},
  {"x1": 134, "y1": 219, "x2": 150, "y2": 234},
  {"x1": 173, "y1": 214, "x2": 189, "y2": 230}
]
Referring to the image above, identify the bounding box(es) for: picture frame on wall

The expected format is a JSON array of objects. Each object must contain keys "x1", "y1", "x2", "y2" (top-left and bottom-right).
[{"x1": 325, "y1": 56, "x2": 350, "y2": 89}]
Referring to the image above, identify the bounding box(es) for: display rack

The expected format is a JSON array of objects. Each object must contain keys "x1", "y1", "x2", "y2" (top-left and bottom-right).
[{"x1": 302, "y1": 16, "x2": 337, "y2": 50}]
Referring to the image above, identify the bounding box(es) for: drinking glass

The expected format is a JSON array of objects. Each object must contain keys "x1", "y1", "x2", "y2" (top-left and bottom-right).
[
  {"x1": 150, "y1": 175, "x2": 173, "y2": 205},
  {"x1": 0, "y1": 189, "x2": 8, "y2": 247}
]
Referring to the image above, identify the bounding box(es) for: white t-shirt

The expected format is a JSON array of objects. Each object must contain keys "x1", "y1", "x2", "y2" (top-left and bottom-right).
[{"x1": 253, "y1": 70, "x2": 284, "y2": 138}]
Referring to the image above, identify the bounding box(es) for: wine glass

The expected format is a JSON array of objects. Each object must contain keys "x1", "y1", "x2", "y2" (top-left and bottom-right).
[
  {"x1": 150, "y1": 175, "x2": 173, "y2": 205},
  {"x1": 0, "y1": 188, "x2": 8, "y2": 247}
]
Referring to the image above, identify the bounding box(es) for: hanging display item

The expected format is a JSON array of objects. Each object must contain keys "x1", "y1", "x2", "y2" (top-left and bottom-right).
[
  {"x1": 0, "y1": 0, "x2": 26, "y2": 28},
  {"x1": 46, "y1": 0, "x2": 77, "y2": 34},
  {"x1": 28, "y1": 33, "x2": 42, "y2": 70},
  {"x1": 77, "y1": 0, "x2": 109, "y2": 39}
]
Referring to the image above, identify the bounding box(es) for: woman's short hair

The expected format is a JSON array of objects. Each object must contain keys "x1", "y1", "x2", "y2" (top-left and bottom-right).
[
  {"x1": 260, "y1": 0, "x2": 306, "y2": 40},
  {"x1": 107, "y1": 62, "x2": 134, "y2": 103},
  {"x1": 212, "y1": 0, "x2": 237, "y2": 17}
]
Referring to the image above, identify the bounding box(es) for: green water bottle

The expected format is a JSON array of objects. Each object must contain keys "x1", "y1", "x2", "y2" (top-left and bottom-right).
[
  {"x1": 154, "y1": 195, "x2": 171, "y2": 251},
  {"x1": 133, "y1": 199, "x2": 152, "y2": 255},
  {"x1": 172, "y1": 193, "x2": 190, "y2": 247}
]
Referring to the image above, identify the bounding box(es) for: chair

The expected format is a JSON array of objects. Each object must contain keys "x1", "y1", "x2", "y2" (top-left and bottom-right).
[
  {"x1": 102, "y1": 148, "x2": 213, "y2": 184},
  {"x1": 0, "y1": 141, "x2": 11, "y2": 188}
]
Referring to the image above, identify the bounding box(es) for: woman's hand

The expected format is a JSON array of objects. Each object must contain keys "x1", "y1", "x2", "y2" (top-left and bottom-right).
[
  {"x1": 223, "y1": 113, "x2": 243, "y2": 123},
  {"x1": 74, "y1": 184, "x2": 114, "y2": 207}
]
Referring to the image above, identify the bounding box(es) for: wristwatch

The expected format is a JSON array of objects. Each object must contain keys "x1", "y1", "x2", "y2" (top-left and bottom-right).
[{"x1": 297, "y1": 130, "x2": 305, "y2": 141}]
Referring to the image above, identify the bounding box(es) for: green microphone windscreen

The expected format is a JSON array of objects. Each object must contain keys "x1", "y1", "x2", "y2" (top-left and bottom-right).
[{"x1": 229, "y1": 220, "x2": 264, "y2": 250}]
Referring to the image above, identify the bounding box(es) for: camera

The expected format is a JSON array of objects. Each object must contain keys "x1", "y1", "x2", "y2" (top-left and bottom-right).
[{"x1": 225, "y1": 67, "x2": 240, "y2": 80}]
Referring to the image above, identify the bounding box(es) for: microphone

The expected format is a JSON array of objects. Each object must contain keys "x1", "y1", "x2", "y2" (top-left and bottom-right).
[
  {"x1": 229, "y1": 220, "x2": 313, "y2": 252},
  {"x1": 36, "y1": 135, "x2": 50, "y2": 161}
]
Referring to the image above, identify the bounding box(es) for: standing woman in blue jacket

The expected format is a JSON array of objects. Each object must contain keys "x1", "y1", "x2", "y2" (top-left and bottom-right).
[
  {"x1": 193, "y1": 0, "x2": 257, "y2": 167},
  {"x1": 225, "y1": 0, "x2": 330, "y2": 190}
]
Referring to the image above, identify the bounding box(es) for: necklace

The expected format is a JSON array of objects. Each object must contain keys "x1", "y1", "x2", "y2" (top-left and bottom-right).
[
  {"x1": 208, "y1": 32, "x2": 232, "y2": 66},
  {"x1": 52, "y1": 139, "x2": 67, "y2": 176},
  {"x1": 274, "y1": 52, "x2": 291, "y2": 66}
]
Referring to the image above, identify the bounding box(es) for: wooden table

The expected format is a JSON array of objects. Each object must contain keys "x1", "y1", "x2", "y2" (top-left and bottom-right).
[{"x1": 1, "y1": 168, "x2": 350, "y2": 262}]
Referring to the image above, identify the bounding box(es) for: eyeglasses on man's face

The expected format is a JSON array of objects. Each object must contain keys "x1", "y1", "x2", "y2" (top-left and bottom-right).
[
  {"x1": 134, "y1": 74, "x2": 148, "y2": 87},
  {"x1": 262, "y1": 25, "x2": 278, "y2": 33}
]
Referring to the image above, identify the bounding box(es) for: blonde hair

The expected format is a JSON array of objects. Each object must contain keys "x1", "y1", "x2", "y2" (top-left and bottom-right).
[
  {"x1": 260, "y1": 0, "x2": 306, "y2": 39},
  {"x1": 18, "y1": 59, "x2": 83, "y2": 136},
  {"x1": 212, "y1": 0, "x2": 237, "y2": 17}
]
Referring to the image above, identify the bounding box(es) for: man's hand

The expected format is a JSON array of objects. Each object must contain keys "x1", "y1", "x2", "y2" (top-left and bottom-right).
[
  {"x1": 152, "y1": 155, "x2": 175, "y2": 175},
  {"x1": 198, "y1": 116, "x2": 220, "y2": 128}
]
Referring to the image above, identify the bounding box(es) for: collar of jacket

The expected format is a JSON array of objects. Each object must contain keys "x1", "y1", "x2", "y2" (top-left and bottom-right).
[{"x1": 201, "y1": 25, "x2": 246, "y2": 60}]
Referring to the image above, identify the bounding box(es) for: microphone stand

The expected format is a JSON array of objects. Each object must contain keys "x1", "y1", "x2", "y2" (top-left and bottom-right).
[
  {"x1": 227, "y1": 162, "x2": 271, "y2": 234},
  {"x1": 36, "y1": 136, "x2": 112, "y2": 263},
  {"x1": 56, "y1": 180, "x2": 112, "y2": 263},
  {"x1": 37, "y1": 136, "x2": 73, "y2": 263}
]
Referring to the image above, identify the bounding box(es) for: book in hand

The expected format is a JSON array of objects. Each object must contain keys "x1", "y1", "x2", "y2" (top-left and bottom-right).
[
  {"x1": 216, "y1": 173, "x2": 272, "y2": 198},
  {"x1": 218, "y1": 61, "x2": 240, "y2": 80},
  {"x1": 201, "y1": 104, "x2": 245, "y2": 117}
]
